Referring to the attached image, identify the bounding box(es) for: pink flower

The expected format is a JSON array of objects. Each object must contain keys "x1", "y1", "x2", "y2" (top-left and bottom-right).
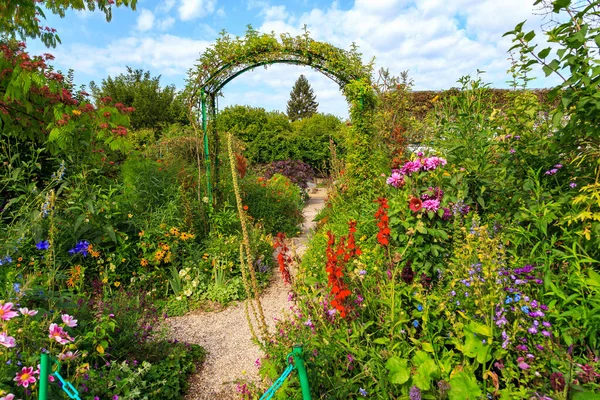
[
  {"x1": 400, "y1": 160, "x2": 422, "y2": 175},
  {"x1": 0, "y1": 303, "x2": 19, "y2": 321},
  {"x1": 61, "y1": 314, "x2": 77, "y2": 328},
  {"x1": 48, "y1": 323, "x2": 73, "y2": 345},
  {"x1": 14, "y1": 366, "x2": 37, "y2": 387},
  {"x1": 0, "y1": 332, "x2": 16, "y2": 348},
  {"x1": 422, "y1": 199, "x2": 441, "y2": 212},
  {"x1": 386, "y1": 172, "x2": 405, "y2": 188},
  {"x1": 517, "y1": 357, "x2": 530, "y2": 370},
  {"x1": 58, "y1": 350, "x2": 79, "y2": 361},
  {"x1": 1, "y1": 393, "x2": 15, "y2": 400},
  {"x1": 19, "y1": 308, "x2": 38, "y2": 317},
  {"x1": 422, "y1": 156, "x2": 447, "y2": 171}
]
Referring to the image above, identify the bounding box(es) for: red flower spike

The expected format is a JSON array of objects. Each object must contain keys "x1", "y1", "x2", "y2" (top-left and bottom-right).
[{"x1": 374, "y1": 198, "x2": 391, "y2": 247}]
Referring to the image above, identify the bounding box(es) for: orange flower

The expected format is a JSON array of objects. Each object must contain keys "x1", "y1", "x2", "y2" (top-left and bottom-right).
[
  {"x1": 243, "y1": 205, "x2": 249, "y2": 211},
  {"x1": 140, "y1": 258, "x2": 149, "y2": 267}
]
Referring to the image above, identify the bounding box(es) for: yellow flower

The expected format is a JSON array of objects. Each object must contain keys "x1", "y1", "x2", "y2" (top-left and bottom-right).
[
  {"x1": 72, "y1": 109, "x2": 82, "y2": 116},
  {"x1": 138, "y1": 230, "x2": 144, "y2": 237},
  {"x1": 140, "y1": 258, "x2": 149, "y2": 267},
  {"x1": 121, "y1": 258, "x2": 126, "y2": 263},
  {"x1": 128, "y1": 213, "x2": 133, "y2": 218},
  {"x1": 101, "y1": 276, "x2": 108, "y2": 284},
  {"x1": 161, "y1": 244, "x2": 170, "y2": 251},
  {"x1": 164, "y1": 252, "x2": 172, "y2": 263},
  {"x1": 114, "y1": 282, "x2": 121, "y2": 287}
]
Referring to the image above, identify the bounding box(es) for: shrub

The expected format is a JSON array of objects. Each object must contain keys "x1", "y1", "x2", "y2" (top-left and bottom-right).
[{"x1": 263, "y1": 160, "x2": 315, "y2": 189}]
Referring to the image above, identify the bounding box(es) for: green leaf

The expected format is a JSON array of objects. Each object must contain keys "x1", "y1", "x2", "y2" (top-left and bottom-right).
[
  {"x1": 412, "y1": 351, "x2": 438, "y2": 390},
  {"x1": 553, "y1": 0, "x2": 572, "y2": 13},
  {"x1": 573, "y1": 392, "x2": 600, "y2": 400},
  {"x1": 448, "y1": 372, "x2": 482, "y2": 400},
  {"x1": 373, "y1": 337, "x2": 389, "y2": 345},
  {"x1": 422, "y1": 342, "x2": 434, "y2": 353},
  {"x1": 586, "y1": 270, "x2": 600, "y2": 288},
  {"x1": 538, "y1": 47, "x2": 551, "y2": 59},
  {"x1": 385, "y1": 357, "x2": 410, "y2": 385},
  {"x1": 524, "y1": 30, "x2": 536, "y2": 42}
]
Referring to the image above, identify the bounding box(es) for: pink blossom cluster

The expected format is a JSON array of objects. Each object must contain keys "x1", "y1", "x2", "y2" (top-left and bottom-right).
[{"x1": 386, "y1": 156, "x2": 448, "y2": 186}]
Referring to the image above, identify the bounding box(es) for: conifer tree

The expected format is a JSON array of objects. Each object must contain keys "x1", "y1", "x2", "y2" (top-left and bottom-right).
[{"x1": 286, "y1": 74, "x2": 318, "y2": 121}]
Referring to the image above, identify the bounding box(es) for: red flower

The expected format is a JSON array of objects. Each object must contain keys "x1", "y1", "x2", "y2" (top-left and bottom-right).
[
  {"x1": 409, "y1": 196, "x2": 423, "y2": 212},
  {"x1": 274, "y1": 232, "x2": 291, "y2": 285},
  {"x1": 374, "y1": 198, "x2": 390, "y2": 247}
]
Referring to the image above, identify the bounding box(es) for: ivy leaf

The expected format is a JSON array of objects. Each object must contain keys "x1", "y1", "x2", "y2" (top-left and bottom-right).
[
  {"x1": 448, "y1": 372, "x2": 482, "y2": 400},
  {"x1": 385, "y1": 357, "x2": 410, "y2": 385}
]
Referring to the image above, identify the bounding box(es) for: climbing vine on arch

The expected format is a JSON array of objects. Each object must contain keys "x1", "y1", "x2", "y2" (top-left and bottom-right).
[{"x1": 183, "y1": 26, "x2": 379, "y2": 198}]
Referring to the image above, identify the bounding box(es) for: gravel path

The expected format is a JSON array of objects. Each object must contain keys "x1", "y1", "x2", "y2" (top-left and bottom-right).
[{"x1": 168, "y1": 188, "x2": 327, "y2": 400}]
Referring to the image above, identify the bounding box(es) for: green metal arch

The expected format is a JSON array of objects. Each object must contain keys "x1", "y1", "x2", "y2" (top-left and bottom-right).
[{"x1": 213, "y1": 59, "x2": 348, "y2": 94}]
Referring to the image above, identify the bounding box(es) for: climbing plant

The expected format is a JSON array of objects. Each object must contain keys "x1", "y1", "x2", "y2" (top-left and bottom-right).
[{"x1": 183, "y1": 26, "x2": 377, "y2": 200}]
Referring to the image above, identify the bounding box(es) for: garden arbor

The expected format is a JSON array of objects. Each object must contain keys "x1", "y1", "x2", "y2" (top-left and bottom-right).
[{"x1": 185, "y1": 27, "x2": 376, "y2": 202}]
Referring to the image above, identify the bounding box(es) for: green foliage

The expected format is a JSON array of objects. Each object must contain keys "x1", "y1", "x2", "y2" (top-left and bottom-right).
[
  {"x1": 286, "y1": 74, "x2": 319, "y2": 121},
  {"x1": 241, "y1": 173, "x2": 303, "y2": 236},
  {"x1": 90, "y1": 67, "x2": 188, "y2": 131},
  {"x1": 0, "y1": 0, "x2": 136, "y2": 48}
]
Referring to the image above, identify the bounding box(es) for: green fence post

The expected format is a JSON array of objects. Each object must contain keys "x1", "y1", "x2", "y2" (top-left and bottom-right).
[
  {"x1": 292, "y1": 345, "x2": 311, "y2": 400},
  {"x1": 38, "y1": 353, "x2": 50, "y2": 400},
  {"x1": 201, "y1": 89, "x2": 212, "y2": 204}
]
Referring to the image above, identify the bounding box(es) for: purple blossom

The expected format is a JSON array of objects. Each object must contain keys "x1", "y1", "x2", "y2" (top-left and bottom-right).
[
  {"x1": 528, "y1": 326, "x2": 538, "y2": 335},
  {"x1": 545, "y1": 169, "x2": 558, "y2": 176},
  {"x1": 509, "y1": 148, "x2": 516, "y2": 154},
  {"x1": 542, "y1": 330, "x2": 551, "y2": 337},
  {"x1": 386, "y1": 172, "x2": 405, "y2": 188},
  {"x1": 409, "y1": 385, "x2": 422, "y2": 400},
  {"x1": 68, "y1": 240, "x2": 90, "y2": 257},
  {"x1": 441, "y1": 207, "x2": 452, "y2": 220},
  {"x1": 422, "y1": 156, "x2": 447, "y2": 171},
  {"x1": 570, "y1": 182, "x2": 577, "y2": 188},
  {"x1": 400, "y1": 160, "x2": 422, "y2": 175},
  {"x1": 36, "y1": 240, "x2": 50, "y2": 250},
  {"x1": 517, "y1": 358, "x2": 530, "y2": 370},
  {"x1": 422, "y1": 199, "x2": 441, "y2": 212}
]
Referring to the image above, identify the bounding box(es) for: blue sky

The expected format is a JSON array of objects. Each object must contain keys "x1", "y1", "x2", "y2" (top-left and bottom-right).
[{"x1": 28, "y1": 0, "x2": 560, "y2": 119}]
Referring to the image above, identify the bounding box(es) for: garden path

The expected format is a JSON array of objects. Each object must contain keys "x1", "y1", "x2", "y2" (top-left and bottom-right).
[{"x1": 168, "y1": 188, "x2": 328, "y2": 400}]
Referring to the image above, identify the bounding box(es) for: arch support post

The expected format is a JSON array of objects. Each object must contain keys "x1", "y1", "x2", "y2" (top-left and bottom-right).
[
  {"x1": 209, "y1": 92, "x2": 219, "y2": 203},
  {"x1": 201, "y1": 89, "x2": 212, "y2": 204}
]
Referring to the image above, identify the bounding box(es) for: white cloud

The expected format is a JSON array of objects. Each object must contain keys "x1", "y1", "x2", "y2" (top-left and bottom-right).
[
  {"x1": 261, "y1": 5, "x2": 288, "y2": 21},
  {"x1": 178, "y1": 0, "x2": 217, "y2": 21},
  {"x1": 216, "y1": 7, "x2": 226, "y2": 17},
  {"x1": 157, "y1": 17, "x2": 176, "y2": 31},
  {"x1": 51, "y1": 34, "x2": 211, "y2": 80},
  {"x1": 157, "y1": 0, "x2": 176, "y2": 13},
  {"x1": 136, "y1": 9, "x2": 155, "y2": 31}
]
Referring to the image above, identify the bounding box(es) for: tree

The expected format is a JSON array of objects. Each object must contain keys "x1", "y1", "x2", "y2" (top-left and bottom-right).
[
  {"x1": 0, "y1": 0, "x2": 136, "y2": 48},
  {"x1": 286, "y1": 74, "x2": 318, "y2": 121},
  {"x1": 90, "y1": 67, "x2": 187, "y2": 130}
]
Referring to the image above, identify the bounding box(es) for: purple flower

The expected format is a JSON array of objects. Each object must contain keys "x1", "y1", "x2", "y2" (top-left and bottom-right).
[
  {"x1": 359, "y1": 388, "x2": 368, "y2": 397},
  {"x1": 422, "y1": 199, "x2": 440, "y2": 212},
  {"x1": 409, "y1": 385, "x2": 422, "y2": 400},
  {"x1": 36, "y1": 240, "x2": 50, "y2": 250},
  {"x1": 554, "y1": 164, "x2": 563, "y2": 168},
  {"x1": 528, "y1": 326, "x2": 538, "y2": 335},
  {"x1": 542, "y1": 321, "x2": 551, "y2": 327},
  {"x1": 69, "y1": 240, "x2": 90, "y2": 257},
  {"x1": 386, "y1": 172, "x2": 405, "y2": 188},
  {"x1": 545, "y1": 169, "x2": 558, "y2": 176},
  {"x1": 517, "y1": 357, "x2": 530, "y2": 370},
  {"x1": 400, "y1": 160, "x2": 422, "y2": 175},
  {"x1": 509, "y1": 148, "x2": 516, "y2": 154},
  {"x1": 441, "y1": 207, "x2": 452, "y2": 221},
  {"x1": 358, "y1": 269, "x2": 367, "y2": 275},
  {"x1": 347, "y1": 354, "x2": 354, "y2": 363},
  {"x1": 516, "y1": 344, "x2": 528, "y2": 352},
  {"x1": 542, "y1": 330, "x2": 551, "y2": 337},
  {"x1": 570, "y1": 182, "x2": 577, "y2": 188},
  {"x1": 422, "y1": 157, "x2": 447, "y2": 171}
]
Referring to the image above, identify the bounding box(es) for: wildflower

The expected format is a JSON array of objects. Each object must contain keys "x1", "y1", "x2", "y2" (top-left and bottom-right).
[
  {"x1": 409, "y1": 385, "x2": 422, "y2": 400},
  {"x1": 413, "y1": 320, "x2": 419, "y2": 328},
  {"x1": 441, "y1": 207, "x2": 452, "y2": 220},
  {"x1": 374, "y1": 198, "x2": 390, "y2": 246},
  {"x1": 554, "y1": 164, "x2": 563, "y2": 168},
  {"x1": 1, "y1": 393, "x2": 15, "y2": 400},
  {"x1": 541, "y1": 330, "x2": 551, "y2": 337},
  {"x1": 517, "y1": 357, "x2": 530, "y2": 370},
  {"x1": 19, "y1": 308, "x2": 38, "y2": 316},
  {"x1": 550, "y1": 372, "x2": 565, "y2": 391},
  {"x1": 528, "y1": 326, "x2": 538, "y2": 335},
  {"x1": 422, "y1": 156, "x2": 447, "y2": 171},
  {"x1": 417, "y1": 304, "x2": 423, "y2": 312},
  {"x1": 570, "y1": 182, "x2": 577, "y2": 188},
  {"x1": 0, "y1": 332, "x2": 16, "y2": 348},
  {"x1": 0, "y1": 303, "x2": 18, "y2": 321},
  {"x1": 68, "y1": 240, "x2": 90, "y2": 257},
  {"x1": 386, "y1": 171, "x2": 405, "y2": 188},
  {"x1": 48, "y1": 323, "x2": 73, "y2": 345},
  {"x1": 140, "y1": 258, "x2": 149, "y2": 267},
  {"x1": 509, "y1": 148, "x2": 516, "y2": 154},
  {"x1": 36, "y1": 240, "x2": 50, "y2": 250},
  {"x1": 545, "y1": 169, "x2": 558, "y2": 176},
  {"x1": 243, "y1": 205, "x2": 249, "y2": 211},
  {"x1": 359, "y1": 388, "x2": 368, "y2": 396},
  {"x1": 401, "y1": 261, "x2": 415, "y2": 284},
  {"x1": 274, "y1": 232, "x2": 292, "y2": 285},
  {"x1": 61, "y1": 314, "x2": 78, "y2": 328},
  {"x1": 14, "y1": 366, "x2": 36, "y2": 387},
  {"x1": 409, "y1": 196, "x2": 423, "y2": 212},
  {"x1": 422, "y1": 199, "x2": 440, "y2": 213},
  {"x1": 58, "y1": 351, "x2": 79, "y2": 361},
  {"x1": 400, "y1": 160, "x2": 422, "y2": 175}
]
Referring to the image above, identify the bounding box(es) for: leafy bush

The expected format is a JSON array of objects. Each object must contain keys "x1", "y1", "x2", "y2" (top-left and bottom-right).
[
  {"x1": 264, "y1": 160, "x2": 315, "y2": 189},
  {"x1": 242, "y1": 173, "x2": 303, "y2": 236}
]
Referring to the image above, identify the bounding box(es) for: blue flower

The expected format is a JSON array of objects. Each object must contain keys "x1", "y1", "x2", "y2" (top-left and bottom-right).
[
  {"x1": 521, "y1": 306, "x2": 530, "y2": 313},
  {"x1": 413, "y1": 320, "x2": 419, "y2": 328},
  {"x1": 514, "y1": 294, "x2": 521, "y2": 302},
  {"x1": 36, "y1": 240, "x2": 50, "y2": 250},
  {"x1": 505, "y1": 296, "x2": 513, "y2": 304},
  {"x1": 417, "y1": 304, "x2": 423, "y2": 312},
  {"x1": 359, "y1": 388, "x2": 368, "y2": 397},
  {"x1": 13, "y1": 283, "x2": 21, "y2": 293},
  {"x1": 69, "y1": 240, "x2": 90, "y2": 257}
]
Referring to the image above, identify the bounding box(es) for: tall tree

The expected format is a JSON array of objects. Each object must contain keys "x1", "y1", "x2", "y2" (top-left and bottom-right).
[
  {"x1": 90, "y1": 67, "x2": 188, "y2": 130},
  {"x1": 286, "y1": 74, "x2": 318, "y2": 121}
]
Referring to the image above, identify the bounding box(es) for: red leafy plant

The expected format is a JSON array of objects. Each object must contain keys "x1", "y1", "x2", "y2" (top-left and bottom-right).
[{"x1": 374, "y1": 197, "x2": 391, "y2": 246}]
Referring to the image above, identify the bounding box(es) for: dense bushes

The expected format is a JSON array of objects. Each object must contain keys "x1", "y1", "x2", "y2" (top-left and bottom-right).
[{"x1": 218, "y1": 105, "x2": 344, "y2": 171}]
